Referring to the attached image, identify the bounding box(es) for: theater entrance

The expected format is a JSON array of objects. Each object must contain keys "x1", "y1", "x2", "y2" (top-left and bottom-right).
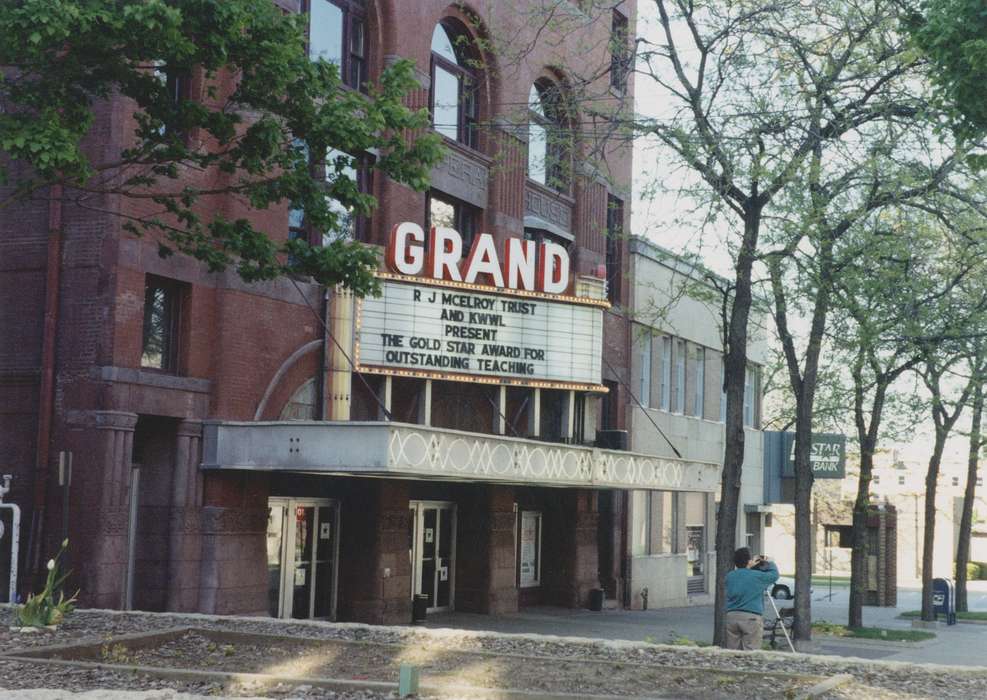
[
  {"x1": 409, "y1": 501, "x2": 457, "y2": 612},
  {"x1": 266, "y1": 498, "x2": 339, "y2": 620}
]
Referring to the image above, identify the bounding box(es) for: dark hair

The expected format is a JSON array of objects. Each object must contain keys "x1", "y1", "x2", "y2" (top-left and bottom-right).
[{"x1": 734, "y1": 547, "x2": 752, "y2": 569}]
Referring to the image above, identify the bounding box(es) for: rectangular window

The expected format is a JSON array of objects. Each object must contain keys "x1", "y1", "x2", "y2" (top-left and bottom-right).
[
  {"x1": 674, "y1": 339, "x2": 686, "y2": 413},
  {"x1": 308, "y1": 1, "x2": 367, "y2": 91},
  {"x1": 978, "y1": 476, "x2": 983, "y2": 487},
  {"x1": 141, "y1": 276, "x2": 183, "y2": 373},
  {"x1": 898, "y1": 475, "x2": 905, "y2": 486},
  {"x1": 309, "y1": 0, "x2": 344, "y2": 66},
  {"x1": 606, "y1": 195, "x2": 623, "y2": 304},
  {"x1": 428, "y1": 191, "x2": 477, "y2": 251},
  {"x1": 660, "y1": 336, "x2": 671, "y2": 410},
  {"x1": 824, "y1": 525, "x2": 853, "y2": 548},
  {"x1": 953, "y1": 476, "x2": 960, "y2": 487},
  {"x1": 632, "y1": 491, "x2": 677, "y2": 556},
  {"x1": 743, "y1": 366, "x2": 757, "y2": 427},
  {"x1": 720, "y1": 358, "x2": 727, "y2": 422},
  {"x1": 694, "y1": 346, "x2": 705, "y2": 417},
  {"x1": 291, "y1": 146, "x2": 371, "y2": 248},
  {"x1": 873, "y1": 474, "x2": 880, "y2": 485},
  {"x1": 638, "y1": 329, "x2": 651, "y2": 407},
  {"x1": 610, "y1": 9, "x2": 630, "y2": 92}
]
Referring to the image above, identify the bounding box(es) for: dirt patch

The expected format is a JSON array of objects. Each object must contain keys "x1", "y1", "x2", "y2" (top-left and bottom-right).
[{"x1": 19, "y1": 628, "x2": 817, "y2": 699}]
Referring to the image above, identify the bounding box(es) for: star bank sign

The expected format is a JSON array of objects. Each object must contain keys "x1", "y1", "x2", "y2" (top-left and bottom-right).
[{"x1": 353, "y1": 223, "x2": 606, "y2": 391}]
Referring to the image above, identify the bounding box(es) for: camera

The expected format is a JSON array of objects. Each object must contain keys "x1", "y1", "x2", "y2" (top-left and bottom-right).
[{"x1": 751, "y1": 555, "x2": 771, "y2": 571}]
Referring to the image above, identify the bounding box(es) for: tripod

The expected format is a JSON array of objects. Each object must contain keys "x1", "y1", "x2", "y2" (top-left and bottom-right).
[{"x1": 765, "y1": 591, "x2": 796, "y2": 653}]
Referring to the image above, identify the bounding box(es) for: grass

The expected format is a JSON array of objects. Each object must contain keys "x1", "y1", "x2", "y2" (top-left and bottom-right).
[
  {"x1": 812, "y1": 619, "x2": 935, "y2": 642},
  {"x1": 900, "y1": 610, "x2": 987, "y2": 621},
  {"x1": 810, "y1": 575, "x2": 851, "y2": 586}
]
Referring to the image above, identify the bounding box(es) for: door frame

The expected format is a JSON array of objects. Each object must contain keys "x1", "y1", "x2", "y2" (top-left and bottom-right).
[
  {"x1": 269, "y1": 497, "x2": 341, "y2": 620},
  {"x1": 409, "y1": 500, "x2": 457, "y2": 613}
]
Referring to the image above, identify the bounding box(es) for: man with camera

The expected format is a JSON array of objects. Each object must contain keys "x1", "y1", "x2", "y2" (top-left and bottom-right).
[{"x1": 724, "y1": 547, "x2": 779, "y2": 650}]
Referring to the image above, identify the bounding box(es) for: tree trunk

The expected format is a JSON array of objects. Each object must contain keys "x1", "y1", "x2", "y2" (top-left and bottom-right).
[
  {"x1": 920, "y1": 435, "x2": 947, "y2": 621},
  {"x1": 713, "y1": 207, "x2": 760, "y2": 647},
  {"x1": 848, "y1": 374, "x2": 889, "y2": 627},
  {"x1": 956, "y1": 382, "x2": 983, "y2": 612},
  {"x1": 848, "y1": 440, "x2": 878, "y2": 627},
  {"x1": 771, "y1": 227, "x2": 833, "y2": 643}
]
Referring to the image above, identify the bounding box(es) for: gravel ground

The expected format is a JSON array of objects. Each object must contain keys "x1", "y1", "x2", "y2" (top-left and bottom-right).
[{"x1": 2, "y1": 608, "x2": 987, "y2": 699}]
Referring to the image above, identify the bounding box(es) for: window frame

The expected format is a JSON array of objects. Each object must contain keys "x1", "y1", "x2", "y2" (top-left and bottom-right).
[
  {"x1": 427, "y1": 190, "x2": 478, "y2": 252},
  {"x1": 606, "y1": 195, "x2": 624, "y2": 304},
  {"x1": 660, "y1": 336, "x2": 672, "y2": 411},
  {"x1": 141, "y1": 275, "x2": 184, "y2": 374},
  {"x1": 674, "y1": 339, "x2": 686, "y2": 414},
  {"x1": 610, "y1": 9, "x2": 630, "y2": 92},
  {"x1": 694, "y1": 346, "x2": 705, "y2": 418},
  {"x1": 430, "y1": 21, "x2": 480, "y2": 149},
  {"x1": 527, "y1": 80, "x2": 571, "y2": 192},
  {"x1": 306, "y1": 0, "x2": 368, "y2": 92},
  {"x1": 290, "y1": 147, "x2": 373, "y2": 250}
]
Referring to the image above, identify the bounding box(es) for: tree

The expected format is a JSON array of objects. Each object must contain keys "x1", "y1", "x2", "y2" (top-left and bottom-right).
[
  {"x1": 908, "y1": 0, "x2": 987, "y2": 148},
  {"x1": 0, "y1": 0, "x2": 443, "y2": 295},
  {"x1": 638, "y1": 0, "x2": 945, "y2": 644},
  {"x1": 916, "y1": 342, "x2": 984, "y2": 620},
  {"x1": 829, "y1": 208, "x2": 986, "y2": 627},
  {"x1": 956, "y1": 343, "x2": 985, "y2": 612}
]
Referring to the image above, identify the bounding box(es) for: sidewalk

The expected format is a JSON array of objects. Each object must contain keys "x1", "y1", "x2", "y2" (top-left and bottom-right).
[{"x1": 423, "y1": 598, "x2": 987, "y2": 667}]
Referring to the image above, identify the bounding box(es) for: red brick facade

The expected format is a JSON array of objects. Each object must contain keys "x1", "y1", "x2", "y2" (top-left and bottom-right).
[{"x1": 0, "y1": 0, "x2": 635, "y2": 622}]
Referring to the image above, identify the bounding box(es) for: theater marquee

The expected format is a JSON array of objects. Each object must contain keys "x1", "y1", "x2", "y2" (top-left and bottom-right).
[{"x1": 354, "y1": 222, "x2": 606, "y2": 391}]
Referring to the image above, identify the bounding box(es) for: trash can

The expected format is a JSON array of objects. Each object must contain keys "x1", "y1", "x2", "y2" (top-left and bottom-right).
[
  {"x1": 412, "y1": 594, "x2": 429, "y2": 623},
  {"x1": 588, "y1": 588, "x2": 604, "y2": 612},
  {"x1": 932, "y1": 577, "x2": 957, "y2": 625}
]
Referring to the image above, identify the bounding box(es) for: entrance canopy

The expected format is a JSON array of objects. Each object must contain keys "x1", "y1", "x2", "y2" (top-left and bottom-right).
[{"x1": 201, "y1": 421, "x2": 719, "y2": 492}]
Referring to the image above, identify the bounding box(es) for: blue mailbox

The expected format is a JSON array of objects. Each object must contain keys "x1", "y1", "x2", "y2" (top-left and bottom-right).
[{"x1": 932, "y1": 577, "x2": 957, "y2": 625}]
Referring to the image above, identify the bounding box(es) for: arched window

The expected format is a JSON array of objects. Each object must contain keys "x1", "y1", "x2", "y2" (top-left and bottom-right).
[
  {"x1": 528, "y1": 80, "x2": 569, "y2": 191},
  {"x1": 431, "y1": 21, "x2": 479, "y2": 148}
]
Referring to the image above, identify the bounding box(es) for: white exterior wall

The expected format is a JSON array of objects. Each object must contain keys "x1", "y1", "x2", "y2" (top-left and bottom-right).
[{"x1": 627, "y1": 238, "x2": 768, "y2": 608}]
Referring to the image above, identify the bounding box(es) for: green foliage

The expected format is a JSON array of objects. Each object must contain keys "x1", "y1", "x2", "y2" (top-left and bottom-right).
[
  {"x1": 17, "y1": 539, "x2": 78, "y2": 628},
  {"x1": 956, "y1": 561, "x2": 981, "y2": 580},
  {"x1": 0, "y1": 0, "x2": 444, "y2": 294},
  {"x1": 909, "y1": 0, "x2": 987, "y2": 147},
  {"x1": 811, "y1": 620, "x2": 935, "y2": 642}
]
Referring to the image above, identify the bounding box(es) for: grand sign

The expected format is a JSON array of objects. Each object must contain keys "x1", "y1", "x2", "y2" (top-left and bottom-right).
[
  {"x1": 385, "y1": 222, "x2": 571, "y2": 294},
  {"x1": 357, "y1": 223, "x2": 606, "y2": 390}
]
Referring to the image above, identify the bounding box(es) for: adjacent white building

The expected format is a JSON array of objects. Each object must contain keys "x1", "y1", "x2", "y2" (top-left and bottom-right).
[{"x1": 626, "y1": 237, "x2": 769, "y2": 608}]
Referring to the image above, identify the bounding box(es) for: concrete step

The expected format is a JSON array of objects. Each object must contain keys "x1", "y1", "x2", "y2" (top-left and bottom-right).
[{"x1": 602, "y1": 598, "x2": 620, "y2": 611}]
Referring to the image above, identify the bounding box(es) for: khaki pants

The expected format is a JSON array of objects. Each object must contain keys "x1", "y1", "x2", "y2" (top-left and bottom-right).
[{"x1": 725, "y1": 610, "x2": 763, "y2": 650}]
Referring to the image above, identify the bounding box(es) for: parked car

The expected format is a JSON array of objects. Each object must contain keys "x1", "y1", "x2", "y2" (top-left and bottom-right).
[{"x1": 771, "y1": 576, "x2": 811, "y2": 600}]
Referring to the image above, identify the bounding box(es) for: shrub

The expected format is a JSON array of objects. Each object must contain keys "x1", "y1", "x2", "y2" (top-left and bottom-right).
[{"x1": 17, "y1": 539, "x2": 78, "y2": 628}]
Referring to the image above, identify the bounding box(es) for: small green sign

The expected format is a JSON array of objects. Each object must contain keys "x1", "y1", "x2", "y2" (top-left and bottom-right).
[{"x1": 783, "y1": 432, "x2": 846, "y2": 479}]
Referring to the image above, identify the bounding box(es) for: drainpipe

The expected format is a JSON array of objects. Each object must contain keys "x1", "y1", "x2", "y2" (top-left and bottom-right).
[
  {"x1": 28, "y1": 184, "x2": 63, "y2": 581},
  {"x1": 316, "y1": 287, "x2": 329, "y2": 420}
]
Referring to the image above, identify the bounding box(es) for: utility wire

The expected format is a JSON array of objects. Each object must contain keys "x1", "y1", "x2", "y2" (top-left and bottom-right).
[
  {"x1": 288, "y1": 277, "x2": 523, "y2": 437},
  {"x1": 601, "y1": 354, "x2": 683, "y2": 459}
]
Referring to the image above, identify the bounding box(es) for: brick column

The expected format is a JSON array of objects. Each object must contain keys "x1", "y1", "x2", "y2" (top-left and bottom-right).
[
  {"x1": 545, "y1": 489, "x2": 599, "y2": 608},
  {"x1": 197, "y1": 472, "x2": 269, "y2": 615},
  {"x1": 83, "y1": 411, "x2": 138, "y2": 609},
  {"x1": 167, "y1": 419, "x2": 203, "y2": 612}
]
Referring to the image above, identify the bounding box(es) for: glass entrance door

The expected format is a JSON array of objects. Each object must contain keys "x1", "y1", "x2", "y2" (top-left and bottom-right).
[
  {"x1": 267, "y1": 498, "x2": 339, "y2": 620},
  {"x1": 409, "y1": 501, "x2": 456, "y2": 612}
]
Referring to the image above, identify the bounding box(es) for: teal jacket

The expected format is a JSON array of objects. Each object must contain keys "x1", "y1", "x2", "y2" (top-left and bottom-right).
[{"x1": 725, "y1": 561, "x2": 779, "y2": 615}]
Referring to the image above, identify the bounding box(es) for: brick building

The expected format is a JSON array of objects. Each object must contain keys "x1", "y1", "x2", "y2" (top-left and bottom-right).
[{"x1": 2, "y1": 0, "x2": 719, "y2": 624}]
